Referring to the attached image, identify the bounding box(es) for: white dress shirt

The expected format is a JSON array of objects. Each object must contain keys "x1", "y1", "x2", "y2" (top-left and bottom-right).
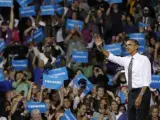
[{"x1": 108, "y1": 52, "x2": 151, "y2": 88}]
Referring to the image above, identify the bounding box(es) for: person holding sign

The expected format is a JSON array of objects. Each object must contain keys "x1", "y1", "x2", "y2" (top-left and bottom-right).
[
  {"x1": 0, "y1": 6, "x2": 14, "y2": 46},
  {"x1": 94, "y1": 34, "x2": 151, "y2": 120}
]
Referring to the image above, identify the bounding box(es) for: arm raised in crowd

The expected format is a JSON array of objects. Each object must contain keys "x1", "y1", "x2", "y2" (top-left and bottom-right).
[
  {"x1": 56, "y1": 87, "x2": 64, "y2": 110},
  {"x1": 8, "y1": 95, "x2": 24, "y2": 118},
  {"x1": 94, "y1": 34, "x2": 110, "y2": 57},
  {"x1": 27, "y1": 82, "x2": 33, "y2": 101},
  {"x1": 9, "y1": 6, "x2": 14, "y2": 30},
  {"x1": 64, "y1": 28, "x2": 76, "y2": 44},
  {"x1": 84, "y1": 11, "x2": 91, "y2": 24},
  {"x1": 106, "y1": 4, "x2": 112, "y2": 16},
  {"x1": 154, "y1": 42, "x2": 160, "y2": 61},
  {"x1": 24, "y1": 26, "x2": 35, "y2": 36},
  {"x1": 94, "y1": 34, "x2": 126, "y2": 67}
]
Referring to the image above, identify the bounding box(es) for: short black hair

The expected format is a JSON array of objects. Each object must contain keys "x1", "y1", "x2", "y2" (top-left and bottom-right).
[{"x1": 127, "y1": 39, "x2": 139, "y2": 46}]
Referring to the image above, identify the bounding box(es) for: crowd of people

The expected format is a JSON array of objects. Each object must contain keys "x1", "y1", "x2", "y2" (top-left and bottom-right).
[{"x1": 0, "y1": 0, "x2": 160, "y2": 120}]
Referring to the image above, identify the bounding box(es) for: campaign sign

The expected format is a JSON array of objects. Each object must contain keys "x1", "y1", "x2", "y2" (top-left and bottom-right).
[
  {"x1": 129, "y1": 33, "x2": 145, "y2": 45},
  {"x1": 62, "y1": 109, "x2": 76, "y2": 120},
  {"x1": 122, "y1": 49, "x2": 129, "y2": 57},
  {"x1": 107, "y1": 74, "x2": 113, "y2": 85},
  {"x1": 56, "y1": 7, "x2": 64, "y2": 15},
  {"x1": 72, "y1": 51, "x2": 88, "y2": 63},
  {"x1": 48, "y1": 67, "x2": 68, "y2": 81},
  {"x1": 104, "y1": 43, "x2": 122, "y2": 56},
  {"x1": 26, "y1": 36, "x2": 33, "y2": 43},
  {"x1": 118, "y1": 91, "x2": 125, "y2": 104},
  {"x1": 33, "y1": 28, "x2": 45, "y2": 43},
  {"x1": 53, "y1": 0, "x2": 63, "y2": 4},
  {"x1": 12, "y1": 59, "x2": 28, "y2": 71},
  {"x1": 43, "y1": 74, "x2": 63, "y2": 89},
  {"x1": 26, "y1": 102, "x2": 47, "y2": 113},
  {"x1": 138, "y1": 45, "x2": 146, "y2": 54},
  {"x1": 0, "y1": 0, "x2": 13, "y2": 7},
  {"x1": 17, "y1": 0, "x2": 33, "y2": 7},
  {"x1": 0, "y1": 69, "x2": 4, "y2": 82},
  {"x1": 129, "y1": 33, "x2": 146, "y2": 53},
  {"x1": 40, "y1": 5, "x2": 55, "y2": 16},
  {"x1": 0, "y1": 39, "x2": 6, "y2": 52},
  {"x1": 74, "y1": 73, "x2": 93, "y2": 94},
  {"x1": 19, "y1": 6, "x2": 36, "y2": 17},
  {"x1": 138, "y1": 22, "x2": 149, "y2": 28},
  {"x1": 150, "y1": 75, "x2": 160, "y2": 89},
  {"x1": 66, "y1": 19, "x2": 84, "y2": 31},
  {"x1": 107, "y1": 0, "x2": 122, "y2": 4}
]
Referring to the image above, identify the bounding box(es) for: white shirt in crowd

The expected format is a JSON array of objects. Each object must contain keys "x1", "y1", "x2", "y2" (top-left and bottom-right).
[
  {"x1": 32, "y1": 47, "x2": 56, "y2": 65},
  {"x1": 108, "y1": 52, "x2": 151, "y2": 88}
]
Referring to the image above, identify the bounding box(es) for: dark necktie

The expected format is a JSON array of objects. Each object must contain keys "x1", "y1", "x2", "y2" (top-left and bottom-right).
[{"x1": 128, "y1": 57, "x2": 133, "y2": 91}]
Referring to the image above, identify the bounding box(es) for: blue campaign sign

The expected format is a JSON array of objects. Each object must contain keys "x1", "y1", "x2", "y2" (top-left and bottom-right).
[
  {"x1": 138, "y1": 45, "x2": 146, "y2": 53},
  {"x1": 43, "y1": 74, "x2": 64, "y2": 89},
  {"x1": 56, "y1": 7, "x2": 64, "y2": 15},
  {"x1": 40, "y1": 5, "x2": 55, "y2": 16},
  {"x1": 129, "y1": 33, "x2": 146, "y2": 45},
  {"x1": 104, "y1": 43, "x2": 122, "y2": 56},
  {"x1": 48, "y1": 67, "x2": 68, "y2": 81},
  {"x1": 74, "y1": 73, "x2": 93, "y2": 94},
  {"x1": 118, "y1": 91, "x2": 125, "y2": 104},
  {"x1": 12, "y1": 59, "x2": 28, "y2": 71},
  {"x1": 107, "y1": 0, "x2": 122, "y2": 4},
  {"x1": 83, "y1": 82, "x2": 94, "y2": 94},
  {"x1": 53, "y1": 0, "x2": 63, "y2": 4},
  {"x1": 19, "y1": 6, "x2": 36, "y2": 17},
  {"x1": 122, "y1": 50, "x2": 129, "y2": 57},
  {"x1": 129, "y1": 33, "x2": 146, "y2": 53},
  {"x1": 17, "y1": 0, "x2": 33, "y2": 7},
  {"x1": 72, "y1": 51, "x2": 88, "y2": 63},
  {"x1": 33, "y1": 28, "x2": 45, "y2": 43},
  {"x1": 0, "y1": 0, "x2": 13, "y2": 7},
  {"x1": 26, "y1": 102, "x2": 47, "y2": 113},
  {"x1": 0, "y1": 39, "x2": 6, "y2": 52},
  {"x1": 26, "y1": 36, "x2": 33, "y2": 43},
  {"x1": 66, "y1": 19, "x2": 84, "y2": 31},
  {"x1": 150, "y1": 75, "x2": 160, "y2": 89},
  {"x1": 62, "y1": 109, "x2": 76, "y2": 120},
  {"x1": 138, "y1": 22, "x2": 149, "y2": 28},
  {"x1": 0, "y1": 69, "x2": 4, "y2": 82},
  {"x1": 107, "y1": 74, "x2": 113, "y2": 85}
]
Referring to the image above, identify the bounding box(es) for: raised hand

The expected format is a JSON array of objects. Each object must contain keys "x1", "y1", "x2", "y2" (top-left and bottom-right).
[{"x1": 94, "y1": 34, "x2": 103, "y2": 47}]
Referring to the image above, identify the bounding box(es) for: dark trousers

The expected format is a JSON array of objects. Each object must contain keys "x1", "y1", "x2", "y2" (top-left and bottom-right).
[{"x1": 128, "y1": 87, "x2": 151, "y2": 120}]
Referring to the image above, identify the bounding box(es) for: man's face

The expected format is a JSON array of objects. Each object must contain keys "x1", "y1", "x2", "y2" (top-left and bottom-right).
[
  {"x1": 1, "y1": 25, "x2": 8, "y2": 31},
  {"x1": 125, "y1": 40, "x2": 138, "y2": 55},
  {"x1": 73, "y1": 1, "x2": 79, "y2": 9},
  {"x1": 97, "y1": 88, "x2": 104, "y2": 98},
  {"x1": 63, "y1": 98, "x2": 71, "y2": 108}
]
